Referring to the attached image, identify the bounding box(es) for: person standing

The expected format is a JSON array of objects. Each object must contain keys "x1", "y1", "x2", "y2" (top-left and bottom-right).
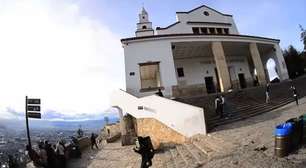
[
  {"x1": 265, "y1": 83, "x2": 271, "y2": 103},
  {"x1": 155, "y1": 88, "x2": 164, "y2": 97},
  {"x1": 91, "y1": 133, "x2": 99, "y2": 150},
  {"x1": 215, "y1": 96, "x2": 220, "y2": 115},
  {"x1": 55, "y1": 140, "x2": 66, "y2": 168},
  {"x1": 220, "y1": 95, "x2": 225, "y2": 118},
  {"x1": 291, "y1": 85, "x2": 299, "y2": 105},
  {"x1": 26, "y1": 145, "x2": 40, "y2": 167},
  {"x1": 44, "y1": 141, "x2": 56, "y2": 168},
  {"x1": 38, "y1": 143, "x2": 48, "y2": 167},
  {"x1": 215, "y1": 96, "x2": 223, "y2": 118},
  {"x1": 133, "y1": 136, "x2": 154, "y2": 168}
]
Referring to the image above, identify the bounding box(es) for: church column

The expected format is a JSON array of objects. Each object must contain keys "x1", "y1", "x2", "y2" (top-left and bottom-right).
[
  {"x1": 273, "y1": 44, "x2": 289, "y2": 80},
  {"x1": 249, "y1": 42, "x2": 267, "y2": 85},
  {"x1": 211, "y1": 41, "x2": 231, "y2": 92}
]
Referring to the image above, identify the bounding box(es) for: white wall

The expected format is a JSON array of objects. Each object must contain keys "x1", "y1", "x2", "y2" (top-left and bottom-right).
[
  {"x1": 111, "y1": 90, "x2": 207, "y2": 137},
  {"x1": 157, "y1": 6, "x2": 239, "y2": 35},
  {"x1": 174, "y1": 57, "x2": 252, "y2": 87},
  {"x1": 123, "y1": 35, "x2": 280, "y2": 98},
  {"x1": 124, "y1": 40, "x2": 177, "y2": 97}
]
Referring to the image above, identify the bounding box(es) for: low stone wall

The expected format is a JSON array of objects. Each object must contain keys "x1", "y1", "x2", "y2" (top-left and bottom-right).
[
  {"x1": 77, "y1": 137, "x2": 91, "y2": 151},
  {"x1": 135, "y1": 118, "x2": 186, "y2": 149},
  {"x1": 172, "y1": 84, "x2": 207, "y2": 98}
]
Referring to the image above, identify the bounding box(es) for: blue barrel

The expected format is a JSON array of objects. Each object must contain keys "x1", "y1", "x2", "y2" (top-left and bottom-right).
[
  {"x1": 275, "y1": 123, "x2": 293, "y2": 157},
  {"x1": 286, "y1": 118, "x2": 303, "y2": 151}
]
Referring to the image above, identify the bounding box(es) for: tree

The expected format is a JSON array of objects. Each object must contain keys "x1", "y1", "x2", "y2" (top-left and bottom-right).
[
  {"x1": 300, "y1": 24, "x2": 306, "y2": 51},
  {"x1": 283, "y1": 45, "x2": 305, "y2": 79}
]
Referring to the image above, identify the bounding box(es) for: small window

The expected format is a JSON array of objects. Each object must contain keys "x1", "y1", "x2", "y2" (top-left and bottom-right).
[
  {"x1": 142, "y1": 16, "x2": 145, "y2": 19},
  {"x1": 142, "y1": 25, "x2": 147, "y2": 29},
  {"x1": 192, "y1": 27, "x2": 200, "y2": 34},
  {"x1": 224, "y1": 28, "x2": 229, "y2": 34},
  {"x1": 203, "y1": 11, "x2": 209, "y2": 16},
  {"x1": 209, "y1": 28, "x2": 215, "y2": 34},
  {"x1": 216, "y1": 28, "x2": 222, "y2": 34},
  {"x1": 177, "y1": 68, "x2": 184, "y2": 77},
  {"x1": 200, "y1": 27, "x2": 208, "y2": 34},
  {"x1": 129, "y1": 72, "x2": 135, "y2": 76}
]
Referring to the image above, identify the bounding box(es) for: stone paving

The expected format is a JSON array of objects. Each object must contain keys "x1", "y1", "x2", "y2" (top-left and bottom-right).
[{"x1": 66, "y1": 98, "x2": 306, "y2": 168}]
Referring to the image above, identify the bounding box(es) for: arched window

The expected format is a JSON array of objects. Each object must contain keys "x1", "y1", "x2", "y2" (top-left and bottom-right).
[
  {"x1": 142, "y1": 25, "x2": 147, "y2": 29},
  {"x1": 266, "y1": 58, "x2": 280, "y2": 82}
]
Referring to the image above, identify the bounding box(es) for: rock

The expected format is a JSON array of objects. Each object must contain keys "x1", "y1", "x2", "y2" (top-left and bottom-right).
[
  {"x1": 254, "y1": 145, "x2": 267, "y2": 152},
  {"x1": 231, "y1": 160, "x2": 239, "y2": 165}
]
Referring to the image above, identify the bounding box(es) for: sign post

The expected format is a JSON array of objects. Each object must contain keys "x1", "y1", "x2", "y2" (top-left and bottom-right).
[{"x1": 25, "y1": 96, "x2": 41, "y2": 148}]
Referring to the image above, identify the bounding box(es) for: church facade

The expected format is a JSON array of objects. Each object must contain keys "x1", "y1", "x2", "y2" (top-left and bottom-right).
[{"x1": 121, "y1": 5, "x2": 289, "y2": 98}]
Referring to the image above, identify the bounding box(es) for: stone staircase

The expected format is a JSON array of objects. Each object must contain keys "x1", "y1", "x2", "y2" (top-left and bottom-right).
[
  {"x1": 150, "y1": 134, "x2": 235, "y2": 168},
  {"x1": 175, "y1": 76, "x2": 306, "y2": 131}
]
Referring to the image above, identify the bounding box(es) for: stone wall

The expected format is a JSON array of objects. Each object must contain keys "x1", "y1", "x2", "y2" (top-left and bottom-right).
[
  {"x1": 104, "y1": 123, "x2": 120, "y2": 138},
  {"x1": 77, "y1": 137, "x2": 91, "y2": 151},
  {"x1": 135, "y1": 118, "x2": 186, "y2": 149},
  {"x1": 172, "y1": 83, "x2": 207, "y2": 97}
]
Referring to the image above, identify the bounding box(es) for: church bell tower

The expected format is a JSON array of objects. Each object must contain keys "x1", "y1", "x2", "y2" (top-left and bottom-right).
[{"x1": 135, "y1": 7, "x2": 154, "y2": 37}]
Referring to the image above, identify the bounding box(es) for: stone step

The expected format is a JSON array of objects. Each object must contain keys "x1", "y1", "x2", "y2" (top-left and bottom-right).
[
  {"x1": 169, "y1": 148, "x2": 187, "y2": 168},
  {"x1": 191, "y1": 140, "x2": 213, "y2": 156},
  {"x1": 191, "y1": 135, "x2": 232, "y2": 158},
  {"x1": 208, "y1": 97, "x2": 292, "y2": 123},
  {"x1": 210, "y1": 99, "x2": 293, "y2": 127},
  {"x1": 207, "y1": 98, "x2": 287, "y2": 121},
  {"x1": 183, "y1": 143, "x2": 208, "y2": 165},
  {"x1": 152, "y1": 152, "x2": 166, "y2": 168},
  {"x1": 176, "y1": 145, "x2": 200, "y2": 168},
  {"x1": 163, "y1": 150, "x2": 176, "y2": 168}
]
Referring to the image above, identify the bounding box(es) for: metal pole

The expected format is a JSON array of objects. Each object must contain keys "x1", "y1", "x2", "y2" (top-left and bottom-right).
[{"x1": 25, "y1": 96, "x2": 32, "y2": 148}]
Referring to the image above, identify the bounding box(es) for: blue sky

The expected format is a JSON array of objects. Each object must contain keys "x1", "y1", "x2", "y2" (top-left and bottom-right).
[
  {"x1": 0, "y1": 0, "x2": 305, "y2": 120},
  {"x1": 79, "y1": 0, "x2": 306, "y2": 50}
]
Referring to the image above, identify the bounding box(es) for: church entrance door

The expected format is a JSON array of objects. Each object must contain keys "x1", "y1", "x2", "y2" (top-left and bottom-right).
[
  {"x1": 204, "y1": 76, "x2": 216, "y2": 94},
  {"x1": 238, "y1": 73, "x2": 247, "y2": 89}
]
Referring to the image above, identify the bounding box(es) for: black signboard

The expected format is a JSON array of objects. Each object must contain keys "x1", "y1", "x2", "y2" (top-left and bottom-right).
[
  {"x1": 27, "y1": 112, "x2": 41, "y2": 119},
  {"x1": 27, "y1": 105, "x2": 40, "y2": 112},
  {"x1": 27, "y1": 99, "x2": 41, "y2": 104}
]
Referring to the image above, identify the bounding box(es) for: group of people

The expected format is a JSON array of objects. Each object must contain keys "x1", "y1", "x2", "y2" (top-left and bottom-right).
[
  {"x1": 26, "y1": 140, "x2": 66, "y2": 168},
  {"x1": 265, "y1": 83, "x2": 299, "y2": 105}
]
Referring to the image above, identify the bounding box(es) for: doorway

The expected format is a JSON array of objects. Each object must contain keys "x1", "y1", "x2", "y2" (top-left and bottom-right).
[
  {"x1": 204, "y1": 76, "x2": 216, "y2": 94},
  {"x1": 238, "y1": 73, "x2": 247, "y2": 89}
]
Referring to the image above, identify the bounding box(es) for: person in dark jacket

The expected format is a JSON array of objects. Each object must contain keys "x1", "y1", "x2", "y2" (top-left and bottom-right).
[
  {"x1": 215, "y1": 96, "x2": 223, "y2": 118},
  {"x1": 291, "y1": 85, "x2": 299, "y2": 105},
  {"x1": 26, "y1": 145, "x2": 41, "y2": 167},
  {"x1": 133, "y1": 136, "x2": 154, "y2": 168},
  {"x1": 90, "y1": 133, "x2": 99, "y2": 150},
  {"x1": 265, "y1": 83, "x2": 271, "y2": 103},
  {"x1": 155, "y1": 89, "x2": 164, "y2": 97},
  {"x1": 44, "y1": 141, "x2": 56, "y2": 168}
]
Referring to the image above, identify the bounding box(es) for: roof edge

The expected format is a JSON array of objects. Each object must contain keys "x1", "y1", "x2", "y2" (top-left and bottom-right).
[
  {"x1": 156, "y1": 21, "x2": 181, "y2": 30},
  {"x1": 176, "y1": 5, "x2": 232, "y2": 17},
  {"x1": 121, "y1": 33, "x2": 280, "y2": 43}
]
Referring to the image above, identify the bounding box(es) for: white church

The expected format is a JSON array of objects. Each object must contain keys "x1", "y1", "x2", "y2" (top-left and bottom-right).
[{"x1": 111, "y1": 5, "x2": 290, "y2": 147}]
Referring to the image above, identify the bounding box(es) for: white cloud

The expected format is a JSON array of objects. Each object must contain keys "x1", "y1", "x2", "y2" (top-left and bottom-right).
[{"x1": 0, "y1": 1, "x2": 125, "y2": 119}]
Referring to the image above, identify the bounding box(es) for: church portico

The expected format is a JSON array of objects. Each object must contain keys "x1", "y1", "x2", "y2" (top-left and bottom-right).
[{"x1": 171, "y1": 40, "x2": 282, "y2": 97}]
